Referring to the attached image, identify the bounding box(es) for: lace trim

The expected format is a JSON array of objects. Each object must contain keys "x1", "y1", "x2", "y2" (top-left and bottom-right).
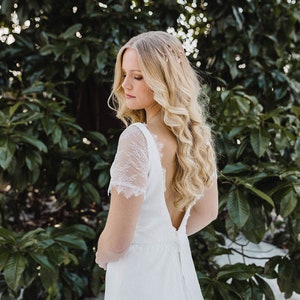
[
  {"x1": 108, "y1": 182, "x2": 146, "y2": 199},
  {"x1": 108, "y1": 124, "x2": 149, "y2": 200}
]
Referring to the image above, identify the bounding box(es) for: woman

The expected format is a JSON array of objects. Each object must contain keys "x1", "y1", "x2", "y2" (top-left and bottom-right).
[{"x1": 95, "y1": 31, "x2": 218, "y2": 300}]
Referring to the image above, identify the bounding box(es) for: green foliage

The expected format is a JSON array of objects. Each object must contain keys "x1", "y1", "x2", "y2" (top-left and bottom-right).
[
  {"x1": 0, "y1": 0, "x2": 299, "y2": 299},
  {"x1": 176, "y1": 0, "x2": 300, "y2": 298},
  {"x1": 0, "y1": 224, "x2": 94, "y2": 299},
  {"x1": 0, "y1": 89, "x2": 115, "y2": 298}
]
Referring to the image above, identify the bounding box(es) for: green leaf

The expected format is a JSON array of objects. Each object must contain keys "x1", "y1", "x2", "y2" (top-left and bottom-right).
[
  {"x1": 1, "y1": 0, "x2": 14, "y2": 13},
  {"x1": 255, "y1": 275, "x2": 275, "y2": 300},
  {"x1": 240, "y1": 182, "x2": 274, "y2": 207},
  {"x1": 280, "y1": 189, "x2": 297, "y2": 218},
  {"x1": 67, "y1": 181, "x2": 81, "y2": 199},
  {"x1": 0, "y1": 138, "x2": 15, "y2": 170},
  {"x1": 242, "y1": 206, "x2": 266, "y2": 243},
  {"x1": 18, "y1": 134, "x2": 48, "y2": 152},
  {"x1": 81, "y1": 44, "x2": 90, "y2": 66},
  {"x1": 232, "y1": 6, "x2": 244, "y2": 31},
  {"x1": 227, "y1": 189, "x2": 250, "y2": 228},
  {"x1": 250, "y1": 128, "x2": 270, "y2": 157},
  {"x1": 8, "y1": 101, "x2": 23, "y2": 117},
  {"x1": 42, "y1": 117, "x2": 56, "y2": 135},
  {"x1": 3, "y1": 253, "x2": 26, "y2": 292},
  {"x1": 86, "y1": 131, "x2": 108, "y2": 145},
  {"x1": 60, "y1": 23, "x2": 82, "y2": 39},
  {"x1": 278, "y1": 257, "x2": 294, "y2": 298},
  {"x1": 52, "y1": 126, "x2": 62, "y2": 144},
  {"x1": 29, "y1": 252, "x2": 54, "y2": 270},
  {"x1": 55, "y1": 224, "x2": 95, "y2": 239},
  {"x1": 79, "y1": 161, "x2": 91, "y2": 180},
  {"x1": 94, "y1": 159, "x2": 110, "y2": 170},
  {"x1": 54, "y1": 235, "x2": 87, "y2": 250},
  {"x1": 225, "y1": 215, "x2": 239, "y2": 240},
  {"x1": 217, "y1": 263, "x2": 260, "y2": 280},
  {"x1": 40, "y1": 267, "x2": 59, "y2": 294},
  {"x1": 0, "y1": 227, "x2": 16, "y2": 244},
  {"x1": 98, "y1": 170, "x2": 110, "y2": 188},
  {"x1": 223, "y1": 162, "x2": 250, "y2": 174},
  {"x1": 0, "y1": 247, "x2": 10, "y2": 270},
  {"x1": 83, "y1": 182, "x2": 100, "y2": 203},
  {"x1": 22, "y1": 84, "x2": 45, "y2": 94},
  {"x1": 19, "y1": 228, "x2": 44, "y2": 244}
]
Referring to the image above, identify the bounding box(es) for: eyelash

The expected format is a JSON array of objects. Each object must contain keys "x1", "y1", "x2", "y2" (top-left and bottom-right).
[{"x1": 123, "y1": 74, "x2": 143, "y2": 81}]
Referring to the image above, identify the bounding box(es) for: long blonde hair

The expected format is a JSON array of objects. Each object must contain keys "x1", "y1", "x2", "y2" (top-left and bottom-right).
[{"x1": 109, "y1": 31, "x2": 216, "y2": 210}]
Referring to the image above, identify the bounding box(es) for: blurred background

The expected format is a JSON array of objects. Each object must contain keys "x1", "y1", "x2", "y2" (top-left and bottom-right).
[{"x1": 0, "y1": 0, "x2": 299, "y2": 299}]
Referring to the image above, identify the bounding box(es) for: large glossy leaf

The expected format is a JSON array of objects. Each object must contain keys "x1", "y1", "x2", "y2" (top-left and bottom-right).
[
  {"x1": 54, "y1": 235, "x2": 87, "y2": 250},
  {"x1": 3, "y1": 253, "x2": 26, "y2": 292},
  {"x1": 255, "y1": 275, "x2": 275, "y2": 300},
  {"x1": 0, "y1": 227, "x2": 16, "y2": 244},
  {"x1": 239, "y1": 181, "x2": 274, "y2": 207},
  {"x1": 223, "y1": 162, "x2": 250, "y2": 174},
  {"x1": 83, "y1": 182, "x2": 100, "y2": 203},
  {"x1": 0, "y1": 247, "x2": 10, "y2": 270},
  {"x1": 18, "y1": 134, "x2": 48, "y2": 153},
  {"x1": 280, "y1": 189, "x2": 297, "y2": 218},
  {"x1": 227, "y1": 189, "x2": 250, "y2": 228},
  {"x1": 0, "y1": 138, "x2": 15, "y2": 170},
  {"x1": 29, "y1": 252, "x2": 54, "y2": 270},
  {"x1": 250, "y1": 128, "x2": 270, "y2": 157}
]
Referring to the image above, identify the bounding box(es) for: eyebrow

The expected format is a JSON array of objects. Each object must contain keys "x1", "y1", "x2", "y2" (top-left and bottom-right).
[{"x1": 122, "y1": 68, "x2": 142, "y2": 72}]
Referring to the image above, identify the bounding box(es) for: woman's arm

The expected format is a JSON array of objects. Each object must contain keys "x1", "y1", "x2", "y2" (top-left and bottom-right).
[
  {"x1": 95, "y1": 189, "x2": 143, "y2": 269},
  {"x1": 186, "y1": 176, "x2": 219, "y2": 236}
]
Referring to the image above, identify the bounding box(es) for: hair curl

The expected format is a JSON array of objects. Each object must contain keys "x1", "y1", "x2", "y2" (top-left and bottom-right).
[{"x1": 109, "y1": 31, "x2": 216, "y2": 210}]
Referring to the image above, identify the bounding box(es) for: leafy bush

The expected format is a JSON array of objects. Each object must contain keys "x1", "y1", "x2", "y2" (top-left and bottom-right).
[
  {"x1": 0, "y1": 0, "x2": 299, "y2": 299},
  {"x1": 0, "y1": 89, "x2": 116, "y2": 298}
]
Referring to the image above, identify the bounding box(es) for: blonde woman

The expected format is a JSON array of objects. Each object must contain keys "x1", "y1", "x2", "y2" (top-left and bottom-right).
[{"x1": 95, "y1": 31, "x2": 218, "y2": 300}]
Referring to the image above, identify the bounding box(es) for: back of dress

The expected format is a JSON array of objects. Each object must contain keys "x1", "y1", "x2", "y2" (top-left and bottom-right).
[{"x1": 105, "y1": 123, "x2": 203, "y2": 300}]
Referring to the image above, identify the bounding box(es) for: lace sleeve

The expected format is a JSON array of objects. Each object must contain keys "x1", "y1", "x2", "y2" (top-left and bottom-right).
[{"x1": 108, "y1": 124, "x2": 149, "y2": 199}]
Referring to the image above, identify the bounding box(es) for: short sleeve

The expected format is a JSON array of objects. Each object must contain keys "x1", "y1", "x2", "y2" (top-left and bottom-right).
[{"x1": 108, "y1": 124, "x2": 149, "y2": 199}]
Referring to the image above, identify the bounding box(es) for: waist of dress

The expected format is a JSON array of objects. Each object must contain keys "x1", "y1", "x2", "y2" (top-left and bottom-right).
[{"x1": 130, "y1": 234, "x2": 188, "y2": 249}]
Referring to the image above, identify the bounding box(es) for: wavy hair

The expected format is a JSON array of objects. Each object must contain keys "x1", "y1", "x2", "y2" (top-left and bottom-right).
[{"x1": 109, "y1": 31, "x2": 216, "y2": 210}]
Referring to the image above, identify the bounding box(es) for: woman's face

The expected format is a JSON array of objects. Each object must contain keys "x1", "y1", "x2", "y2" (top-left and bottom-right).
[{"x1": 121, "y1": 48, "x2": 156, "y2": 111}]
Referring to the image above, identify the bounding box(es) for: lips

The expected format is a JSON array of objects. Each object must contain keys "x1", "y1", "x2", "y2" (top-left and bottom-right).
[{"x1": 125, "y1": 94, "x2": 135, "y2": 99}]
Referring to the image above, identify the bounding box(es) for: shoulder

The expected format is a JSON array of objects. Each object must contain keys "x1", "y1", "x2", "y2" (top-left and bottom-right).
[{"x1": 119, "y1": 123, "x2": 147, "y2": 142}]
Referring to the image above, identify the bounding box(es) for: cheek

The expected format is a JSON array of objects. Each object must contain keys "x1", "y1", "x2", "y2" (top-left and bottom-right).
[{"x1": 142, "y1": 86, "x2": 154, "y2": 100}]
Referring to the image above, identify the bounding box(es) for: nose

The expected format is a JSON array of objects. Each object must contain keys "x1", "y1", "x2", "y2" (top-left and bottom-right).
[{"x1": 121, "y1": 75, "x2": 132, "y2": 90}]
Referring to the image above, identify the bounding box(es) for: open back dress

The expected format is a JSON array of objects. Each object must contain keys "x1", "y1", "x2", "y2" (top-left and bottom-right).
[{"x1": 104, "y1": 122, "x2": 204, "y2": 300}]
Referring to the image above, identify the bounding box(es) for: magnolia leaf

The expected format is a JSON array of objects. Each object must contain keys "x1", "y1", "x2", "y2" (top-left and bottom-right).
[
  {"x1": 98, "y1": 170, "x2": 110, "y2": 188},
  {"x1": 86, "y1": 131, "x2": 108, "y2": 145},
  {"x1": 255, "y1": 275, "x2": 275, "y2": 300},
  {"x1": 18, "y1": 135, "x2": 48, "y2": 153},
  {"x1": 240, "y1": 182, "x2": 274, "y2": 207},
  {"x1": 0, "y1": 227, "x2": 16, "y2": 244},
  {"x1": 227, "y1": 189, "x2": 250, "y2": 228},
  {"x1": 83, "y1": 182, "x2": 100, "y2": 203},
  {"x1": 3, "y1": 253, "x2": 26, "y2": 292},
  {"x1": 250, "y1": 128, "x2": 270, "y2": 157},
  {"x1": 0, "y1": 138, "x2": 15, "y2": 170},
  {"x1": 280, "y1": 189, "x2": 297, "y2": 218},
  {"x1": 54, "y1": 234, "x2": 87, "y2": 250},
  {"x1": 60, "y1": 23, "x2": 82, "y2": 39},
  {"x1": 223, "y1": 162, "x2": 250, "y2": 174},
  {"x1": 29, "y1": 252, "x2": 54, "y2": 270}
]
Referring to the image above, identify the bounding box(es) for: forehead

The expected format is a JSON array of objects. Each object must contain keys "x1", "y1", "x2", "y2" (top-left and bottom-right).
[{"x1": 122, "y1": 48, "x2": 141, "y2": 70}]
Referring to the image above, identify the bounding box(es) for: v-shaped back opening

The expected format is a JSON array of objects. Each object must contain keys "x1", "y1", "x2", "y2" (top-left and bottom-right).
[{"x1": 136, "y1": 123, "x2": 187, "y2": 231}]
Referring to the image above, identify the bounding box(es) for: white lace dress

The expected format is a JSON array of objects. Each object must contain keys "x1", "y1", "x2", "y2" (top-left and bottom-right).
[{"x1": 104, "y1": 122, "x2": 204, "y2": 300}]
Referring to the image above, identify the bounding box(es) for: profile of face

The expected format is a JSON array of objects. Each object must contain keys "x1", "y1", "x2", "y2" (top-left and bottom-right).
[{"x1": 121, "y1": 48, "x2": 156, "y2": 111}]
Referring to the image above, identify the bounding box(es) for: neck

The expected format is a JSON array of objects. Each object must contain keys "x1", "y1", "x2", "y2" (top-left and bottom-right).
[{"x1": 145, "y1": 105, "x2": 162, "y2": 125}]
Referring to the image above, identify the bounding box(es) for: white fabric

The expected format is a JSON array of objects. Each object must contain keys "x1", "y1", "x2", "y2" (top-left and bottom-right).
[
  {"x1": 108, "y1": 124, "x2": 148, "y2": 198},
  {"x1": 105, "y1": 122, "x2": 204, "y2": 300}
]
